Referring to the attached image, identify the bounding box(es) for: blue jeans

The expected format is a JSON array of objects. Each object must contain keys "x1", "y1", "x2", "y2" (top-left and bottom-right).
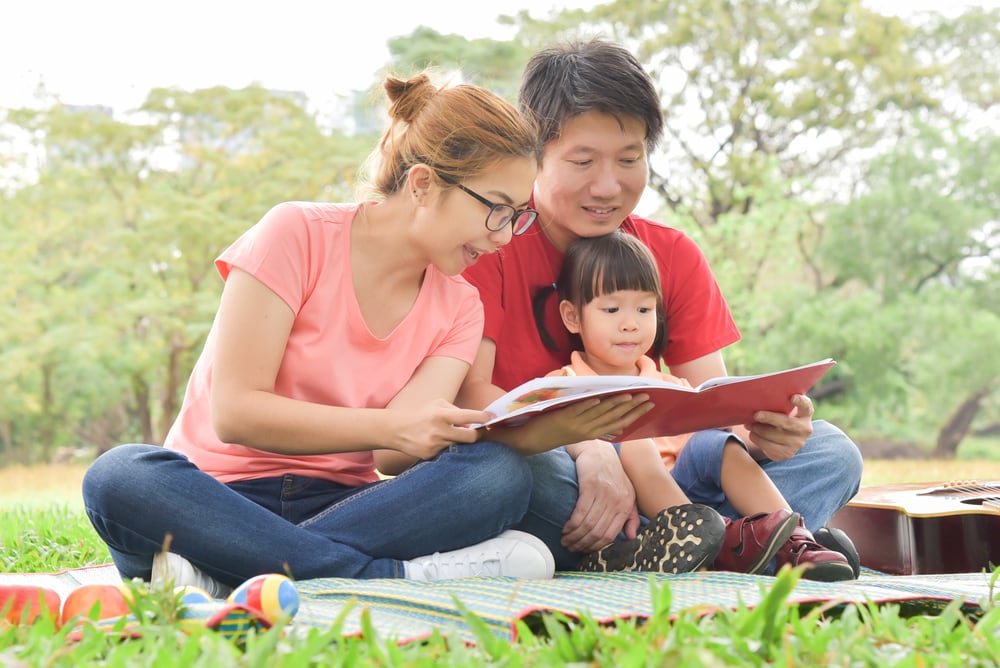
[
  {"x1": 515, "y1": 420, "x2": 863, "y2": 571},
  {"x1": 82, "y1": 440, "x2": 532, "y2": 587}
]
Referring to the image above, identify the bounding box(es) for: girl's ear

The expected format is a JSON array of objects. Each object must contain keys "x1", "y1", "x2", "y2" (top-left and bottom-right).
[{"x1": 559, "y1": 300, "x2": 582, "y2": 334}]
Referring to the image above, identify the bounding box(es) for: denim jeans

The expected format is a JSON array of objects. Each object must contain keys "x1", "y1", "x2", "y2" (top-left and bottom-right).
[
  {"x1": 671, "y1": 420, "x2": 864, "y2": 532},
  {"x1": 82, "y1": 440, "x2": 533, "y2": 587},
  {"x1": 514, "y1": 420, "x2": 863, "y2": 571}
]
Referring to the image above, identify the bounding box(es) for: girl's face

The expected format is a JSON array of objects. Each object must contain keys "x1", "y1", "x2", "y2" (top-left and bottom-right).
[
  {"x1": 421, "y1": 156, "x2": 537, "y2": 276},
  {"x1": 559, "y1": 288, "x2": 659, "y2": 375},
  {"x1": 532, "y1": 111, "x2": 648, "y2": 252}
]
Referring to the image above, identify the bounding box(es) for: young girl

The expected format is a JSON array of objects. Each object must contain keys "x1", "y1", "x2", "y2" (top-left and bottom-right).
[
  {"x1": 534, "y1": 232, "x2": 854, "y2": 581},
  {"x1": 80, "y1": 71, "x2": 622, "y2": 595}
]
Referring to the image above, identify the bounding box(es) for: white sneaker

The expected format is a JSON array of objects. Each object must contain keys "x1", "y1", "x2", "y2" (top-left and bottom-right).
[
  {"x1": 151, "y1": 551, "x2": 232, "y2": 598},
  {"x1": 405, "y1": 530, "x2": 555, "y2": 581}
]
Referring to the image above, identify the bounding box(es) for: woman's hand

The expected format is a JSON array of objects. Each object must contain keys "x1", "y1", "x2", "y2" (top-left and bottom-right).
[
  {"x1": 385, "y1": 399, "x2": 489, "y2": 461},
  {"x1": 744, "y1": 394, "x2": 814, "y2": 461}
]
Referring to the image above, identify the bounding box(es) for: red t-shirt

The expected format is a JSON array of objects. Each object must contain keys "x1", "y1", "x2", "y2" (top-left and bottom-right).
[{"x1": 462, "y1": 213, "x2": 740, "y2": 391}]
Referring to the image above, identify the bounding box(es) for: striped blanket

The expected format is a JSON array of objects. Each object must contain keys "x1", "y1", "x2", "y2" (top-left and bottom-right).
[{"x1": 4, "y1": 564, "x2": 994, "y2": 644}]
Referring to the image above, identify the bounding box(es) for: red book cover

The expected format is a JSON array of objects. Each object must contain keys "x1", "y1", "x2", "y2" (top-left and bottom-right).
[{"x1": 477, "y1": 359, "x2": 836, "y2": 440}]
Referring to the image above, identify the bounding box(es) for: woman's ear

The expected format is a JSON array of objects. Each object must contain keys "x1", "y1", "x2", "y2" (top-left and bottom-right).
[
  {"x1": 407, "y1": 164, "x2": 435, "y2": 204},
  {"x1": 559, "y1": 300, "x2": 581, "y2": 333}
]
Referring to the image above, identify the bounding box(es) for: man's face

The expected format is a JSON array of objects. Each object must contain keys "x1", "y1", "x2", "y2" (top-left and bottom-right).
[{"x1": 532, "y1": 110, "x2": 648, "y2": 251}]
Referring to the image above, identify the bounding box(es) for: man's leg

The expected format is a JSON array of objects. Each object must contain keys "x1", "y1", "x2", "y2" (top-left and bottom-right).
[
  {"x1": 513, "y1": 447, "x2": 583, "y2": 570},
  {"x1": 672, "y1": 421, "x2": 863, "y2": 531},
  {"x1": 759, "y1": 420, "x2": 864, "y2": 532}
]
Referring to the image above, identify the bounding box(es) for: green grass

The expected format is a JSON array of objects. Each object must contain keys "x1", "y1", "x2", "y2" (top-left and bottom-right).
[{"x1": 3, "y1": 503, "x2": 1000, "y2": 665}]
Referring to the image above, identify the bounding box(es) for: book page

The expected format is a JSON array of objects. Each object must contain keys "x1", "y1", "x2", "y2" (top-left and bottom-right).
[
  {"x1": 694, "y1": 358, "x2": 835, "y2": 391},
  {"x1": 480, "y1": 374, "x2": 688, "y2": 420}
]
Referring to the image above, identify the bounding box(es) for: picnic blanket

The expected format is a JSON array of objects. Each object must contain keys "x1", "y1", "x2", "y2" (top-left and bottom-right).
[{"x1": 3, "y1": 564, "x2": 995, "y2": 644}]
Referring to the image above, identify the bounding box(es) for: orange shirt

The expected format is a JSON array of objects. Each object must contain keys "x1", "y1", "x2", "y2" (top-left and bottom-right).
[
  {"x1": 165, "y1": 202, "x2": 484, "y2": 484},
  {"x1": 547, "y1": 351, "x2": 692, "y2": 469}
]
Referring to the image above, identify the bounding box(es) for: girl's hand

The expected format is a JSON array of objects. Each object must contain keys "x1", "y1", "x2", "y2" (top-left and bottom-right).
[
  {"x1": 528, "y1": 393, "x2": 654, "y2": 449},
  {"x1": 744, "y1": 394, "x2": 814, "y2": 461},
  {"x1": 386, "y1": 399, "x2": 490, "y2": 461}
]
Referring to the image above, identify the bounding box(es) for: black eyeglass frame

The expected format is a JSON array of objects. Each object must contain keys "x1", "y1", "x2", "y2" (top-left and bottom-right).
[{"x1": 453, "y1": 183, "x2": 538, "y2": 237}]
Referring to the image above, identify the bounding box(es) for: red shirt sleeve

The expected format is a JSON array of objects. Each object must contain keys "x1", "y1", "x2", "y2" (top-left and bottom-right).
[{"x1": 624, "y1": 217, "x2": 740, "y2": 366}]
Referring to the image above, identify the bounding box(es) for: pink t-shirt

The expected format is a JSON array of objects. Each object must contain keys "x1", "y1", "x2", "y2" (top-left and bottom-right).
[
  {"x1": 548, "y1": 352, "x2": 693, "y2": 469},
  {"x1": 165, "y1": 201, "x2": 484, "y2": 485},
  {"x1": 463, "y1": 213, "x2": 740, "y2": 391}
]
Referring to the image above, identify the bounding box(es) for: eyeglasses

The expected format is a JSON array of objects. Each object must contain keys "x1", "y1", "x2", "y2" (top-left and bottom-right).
[{"x1": 454, "y1": 183, "x2": 538, "y2": 236}]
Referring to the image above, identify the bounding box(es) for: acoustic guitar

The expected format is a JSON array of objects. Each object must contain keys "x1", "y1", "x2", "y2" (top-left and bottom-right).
[{"x1": 827, "y1": 480, "x2": 1000, "y2": 575}]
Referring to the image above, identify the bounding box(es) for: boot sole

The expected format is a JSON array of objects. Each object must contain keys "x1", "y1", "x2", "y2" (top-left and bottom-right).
[
  {"x1": 796, "y1": 560, "x2": 857, "y2": 582},
  {"x1": 814, "y1": 526, "x2": 861, "y2": 579},
  {"x1": 580, "y1": 504, "x2": 725, "y2": 574}
]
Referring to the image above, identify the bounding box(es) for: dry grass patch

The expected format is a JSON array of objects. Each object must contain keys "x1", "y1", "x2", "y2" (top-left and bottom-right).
[
  {"x1": 2, "y1": 459, "x2": 1000, "y2": 507},
  {"x1": 860, "y1": 459, "x2": 1000, "y2": 486},
  {"x1": 0, "y1": 462, "x2": 88, "y2": 507}
]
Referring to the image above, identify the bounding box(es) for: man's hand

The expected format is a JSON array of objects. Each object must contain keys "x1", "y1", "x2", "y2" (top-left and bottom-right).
[
  {"x1": 560, "y1": 441, "x2": 639, "y2": 554},
  {"x1": 744, "y1": 394, "x2": 814, "y2": 461}
]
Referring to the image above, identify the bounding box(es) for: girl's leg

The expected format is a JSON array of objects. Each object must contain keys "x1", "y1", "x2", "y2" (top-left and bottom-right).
[
  {"x1": 669, "y1": 429, "x2": 733, "y2": 514},
  {"x1": 757, "y1": 420, "x2": 864, "y2": 532},
  {"x1": 83, "y1": 440, "x2": 533, "y2": 586},
  {"x1": 719, "y1": 440, "x2": 788, "y2": 516}
]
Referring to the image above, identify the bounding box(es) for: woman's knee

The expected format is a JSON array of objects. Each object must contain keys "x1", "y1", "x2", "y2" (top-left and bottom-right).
[
  {"x1": 453, "y1": 440, "x2": 534, "y2": 510},
  {"x1": 83, "y1": 444, "x2": 183, "y2": 510}
]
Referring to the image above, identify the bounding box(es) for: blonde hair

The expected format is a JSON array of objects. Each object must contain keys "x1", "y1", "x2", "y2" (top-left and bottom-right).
[{"x1": 359, "y1": 71, "x2": 539, "y2": 199}]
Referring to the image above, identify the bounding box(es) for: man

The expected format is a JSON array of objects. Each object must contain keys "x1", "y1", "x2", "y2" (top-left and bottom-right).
[{"x1": 459, "y1": 39, "x2": 862, "y2": 576}]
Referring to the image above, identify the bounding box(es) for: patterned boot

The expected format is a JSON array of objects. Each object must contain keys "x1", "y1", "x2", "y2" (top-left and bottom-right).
[{"x1": 579, "y1": 503, "x2": 725, "y2": 574}]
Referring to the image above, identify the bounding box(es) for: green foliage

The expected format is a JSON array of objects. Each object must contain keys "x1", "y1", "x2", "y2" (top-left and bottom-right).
[
  {"x1": 0, "y1": 85, "x2": 372, "y2": 458},
  {"x1": 385, "y1": 27, "x2": 533, "y2": 101},
  {"x1": 1, "y1": 1, "x2": 998, "y2": 460},
  {"x1": 0, "y1": 505, "x2": 110, "y2": 571}
]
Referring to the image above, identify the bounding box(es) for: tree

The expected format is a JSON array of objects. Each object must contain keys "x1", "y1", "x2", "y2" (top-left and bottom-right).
[{"x1": 0, "y1": 86, "x2": 373, "y2": 460}]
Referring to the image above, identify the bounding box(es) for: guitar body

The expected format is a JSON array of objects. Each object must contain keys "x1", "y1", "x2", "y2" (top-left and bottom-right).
[{"x1": 827, "y1": 481, "x2": 1000, "y2": 575}]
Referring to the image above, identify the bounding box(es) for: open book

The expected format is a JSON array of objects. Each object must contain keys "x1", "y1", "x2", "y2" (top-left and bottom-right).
[{"x1": 475, "y1": 358, "x2": 836, "y2": 440}]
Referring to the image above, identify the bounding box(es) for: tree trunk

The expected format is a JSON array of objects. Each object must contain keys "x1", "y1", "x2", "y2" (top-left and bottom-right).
[
  {"x1": 39, "y1": 364, "x2": 54, "y2": 463},
  {"x1": 934, "y1": 387, "x2": 993, "y2": 458},
  {"x1": 131, "y1": 374, "x2": 154, "y2": 445},
  {"x1": 157, "y1": 333, "x2": 188, "y2": 444}
]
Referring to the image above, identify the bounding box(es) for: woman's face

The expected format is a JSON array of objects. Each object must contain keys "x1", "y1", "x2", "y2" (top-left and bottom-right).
[
  {"x1": 532, "y1": 111, "x2": 648, "y2": 252},
  {"x1": 423, "y1": 156, "x2": 537, "y2": 276}
]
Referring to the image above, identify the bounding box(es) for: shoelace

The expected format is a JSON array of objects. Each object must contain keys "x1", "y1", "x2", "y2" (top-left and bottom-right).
[{"x1": 420, "y1": 549, "x2": 503, "y2": 579}]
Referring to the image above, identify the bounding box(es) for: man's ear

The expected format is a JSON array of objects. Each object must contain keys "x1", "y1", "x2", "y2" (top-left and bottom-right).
[{"x1": 559, "y1": 300, "x2": 581, "y2": 334}]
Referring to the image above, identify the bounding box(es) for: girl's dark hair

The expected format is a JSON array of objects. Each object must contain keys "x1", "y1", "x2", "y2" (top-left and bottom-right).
[{"x1": 532, "y1": 232, "x2": 667, "y2": 358}]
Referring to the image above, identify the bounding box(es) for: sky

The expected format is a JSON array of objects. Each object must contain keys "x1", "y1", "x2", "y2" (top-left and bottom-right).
[
  {"x1": 3, "y1": 0, "x2": 997, "y2": 115},
  {"x1": 0, "y1": 0, "x2": 602, "y2": 113}
]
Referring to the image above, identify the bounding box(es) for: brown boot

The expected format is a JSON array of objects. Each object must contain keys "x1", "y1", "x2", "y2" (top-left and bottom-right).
[
  {"x1": 713, "y1": 509, "x2": 800, "y2": 574},
  {"x1": 775, "y1": 519, "x2": 856, "y2": 581}
]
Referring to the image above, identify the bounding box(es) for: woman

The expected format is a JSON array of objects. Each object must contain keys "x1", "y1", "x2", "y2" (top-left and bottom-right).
[{"x1": 83, "y1": 71, "x2": 637, "y2": 595}]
